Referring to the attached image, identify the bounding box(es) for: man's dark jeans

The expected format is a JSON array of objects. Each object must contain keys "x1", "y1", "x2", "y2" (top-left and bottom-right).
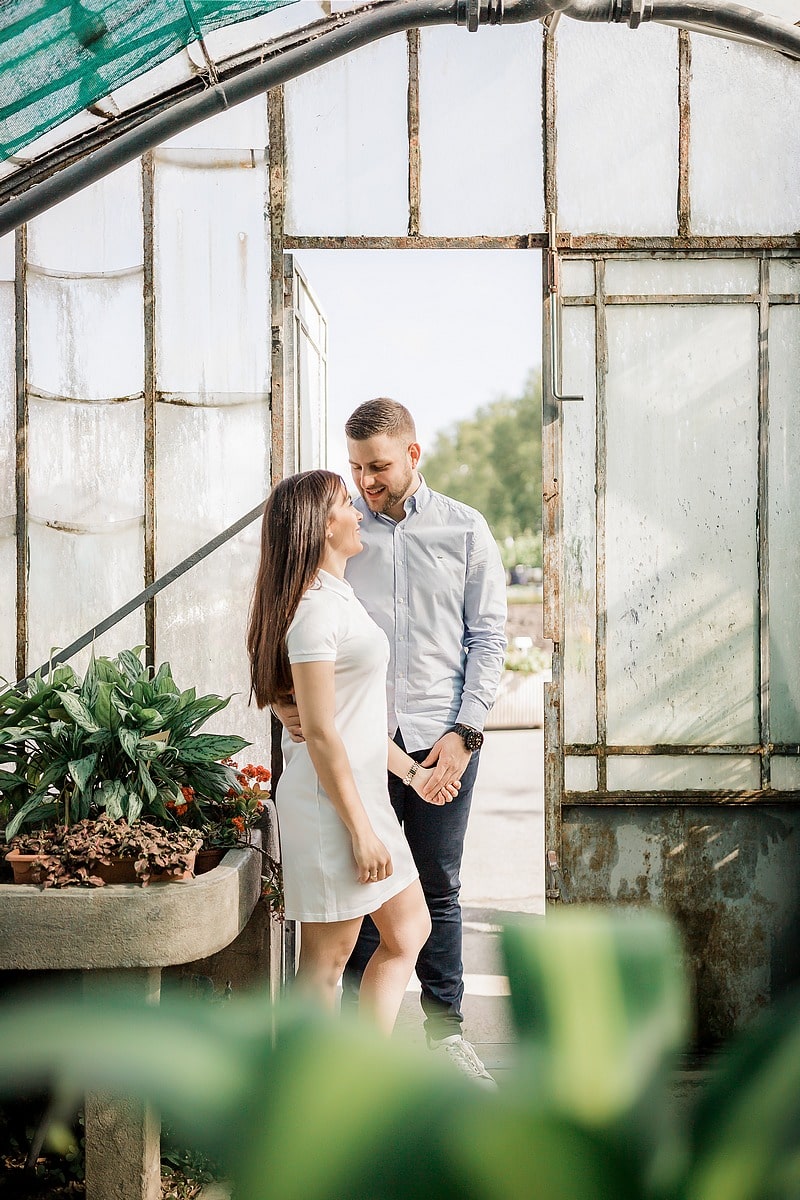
[{"x1": 342, "y1": 731, "x2": 480, "y2": 1040}]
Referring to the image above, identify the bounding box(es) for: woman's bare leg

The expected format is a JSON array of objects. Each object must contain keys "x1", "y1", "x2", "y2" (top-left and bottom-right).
[
  {"x1": 296, "y1": 917, "x2": 363, "y2": 1013},
  {"x1": 359, "y1": 881, "x2": 431, "y2": 1035}
]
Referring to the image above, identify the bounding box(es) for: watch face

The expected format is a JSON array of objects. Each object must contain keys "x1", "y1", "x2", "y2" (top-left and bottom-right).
[{"x1": 456, "y1": 725, "x2": 484, "y2": 751}]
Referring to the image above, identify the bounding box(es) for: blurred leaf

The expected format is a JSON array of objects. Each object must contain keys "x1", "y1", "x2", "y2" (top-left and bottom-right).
[
  {"x1": 177, "y1": 735, "x2": 250, "y2": 763},
  {"x1": 59, "y1": 692, "x2": 100, "y2": 733},
  {"x1": 686, "y1": 989, "x2": 800, "y2": 1200}
]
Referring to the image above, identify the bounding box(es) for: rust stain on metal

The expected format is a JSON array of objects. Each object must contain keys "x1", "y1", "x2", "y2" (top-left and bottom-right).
[
  {"x1": 678, "y1": 30, "x2": 692, "y2": 239},
  {"x1": 142, "y1": 151, "x2": 157, "y2": 668},
  {"x1": 268, "y1": 87, "x2": 286, "y2": 491},
  {"x1": 407, "y1": 29, "x2": 420, "y2": 238}
]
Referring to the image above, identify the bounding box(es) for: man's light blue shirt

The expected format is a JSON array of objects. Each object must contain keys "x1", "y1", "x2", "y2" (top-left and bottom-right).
[{"x1": 345, "y1": 476, "x2": 507, "y2": 753}]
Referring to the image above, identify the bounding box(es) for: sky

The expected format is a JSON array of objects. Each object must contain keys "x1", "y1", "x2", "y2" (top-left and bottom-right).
[{"x1": 292, "y1": 249, "x2": 542, "y2": 480}]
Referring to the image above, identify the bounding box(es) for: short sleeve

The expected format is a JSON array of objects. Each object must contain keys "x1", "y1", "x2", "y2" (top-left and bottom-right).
[{"x1": 286, "y1": 593, "x2": 338, "y2": 663}]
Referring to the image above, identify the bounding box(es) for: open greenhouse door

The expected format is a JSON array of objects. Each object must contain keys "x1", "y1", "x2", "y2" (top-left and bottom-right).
[
  {"x1": 544, "y1": 240, "x2": 800, "y2": 1048},
  {"x1": 283, "y1": 254, "x2": 328, "y2": 471}
]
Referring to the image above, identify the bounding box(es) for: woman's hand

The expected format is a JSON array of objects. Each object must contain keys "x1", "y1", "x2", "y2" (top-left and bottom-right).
[
  {"x1": 411, "y1": 766, "x2": 460, "y2": 807},
  {"x1": 352, "y1": 830, "x2": 393, "y2": 884}
]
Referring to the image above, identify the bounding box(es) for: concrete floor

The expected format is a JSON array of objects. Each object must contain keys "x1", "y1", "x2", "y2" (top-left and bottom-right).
[{"x1": 394, "y1": 728, "x2": 545, "y2": 1069}]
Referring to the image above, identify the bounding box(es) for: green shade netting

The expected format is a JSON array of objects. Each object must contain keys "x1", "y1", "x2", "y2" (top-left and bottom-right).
[{"x1": 0, "y1": 0, "x2": 299, "y2": 162}]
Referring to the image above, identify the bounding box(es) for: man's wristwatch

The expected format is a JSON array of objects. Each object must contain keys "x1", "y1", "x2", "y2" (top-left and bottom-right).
[{"x1": 453, "y1": 724, "x2": 484, "y2": 752}]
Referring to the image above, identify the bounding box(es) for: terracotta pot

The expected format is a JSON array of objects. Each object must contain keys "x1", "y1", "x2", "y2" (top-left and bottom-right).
[
  {"x1": 4, "y1": 849, "x2": 197, "y2": 887},
  {"x1": 194, "y1": 847, "x2": 227, "y2": 875}
]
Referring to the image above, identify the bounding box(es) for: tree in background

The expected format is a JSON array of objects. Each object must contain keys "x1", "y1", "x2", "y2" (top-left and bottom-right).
[{"x1": 421, "y1": 370, "x2": 542, "y2": 568}]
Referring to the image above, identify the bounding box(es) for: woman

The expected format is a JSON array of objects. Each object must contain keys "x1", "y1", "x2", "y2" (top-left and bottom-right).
[{"x1": 247, "y1": 470, "x2": 456, "y2": 1034}]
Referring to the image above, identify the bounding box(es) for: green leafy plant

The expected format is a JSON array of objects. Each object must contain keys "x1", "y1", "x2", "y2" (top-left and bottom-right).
[
  {"x1": 0, "y1": 649, "x2": 249, "y2": 841},
  {"x1": 1, "y1": 906, "x2": 799, "y2": 1200}
]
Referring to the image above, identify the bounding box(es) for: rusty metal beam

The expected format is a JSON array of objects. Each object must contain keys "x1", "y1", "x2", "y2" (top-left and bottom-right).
[
  {"x1": 594, "y1": 258, "x2": 608, "y2": 792},
  {"x1": 283, "y1": 234, "x2": 543, "y2": 249},
  {"x1": 142, "y1": 152, "x2": 157, "y2": 670},
  {"x1": 563, "y1": 791, "x2": 800, "y2": 806},
  {"x1": 14, "y1": 225, "x2": 27, "y2": 682},
  {"x1": 677, "y1": 29, "x2": 691, "y2": 238},
  {"x1": 758, "y1": 255, "x2": 771, "y2": 790},
  {"x1": 407, "y1": 29, "x2": 421, "y2": 238},
  {"x1": 565, "y1": 743, "x2": 798, "y2": 754}
]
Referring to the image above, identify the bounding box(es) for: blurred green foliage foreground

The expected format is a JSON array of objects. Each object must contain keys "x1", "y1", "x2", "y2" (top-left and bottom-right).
[{"x1": 1, "y1": 907, "x2": 799, "y2": 1200}]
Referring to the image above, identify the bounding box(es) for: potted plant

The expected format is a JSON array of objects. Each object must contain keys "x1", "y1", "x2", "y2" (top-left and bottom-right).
[{"x1": 0, "y1": 648, "x2": 252, "y2": 887}]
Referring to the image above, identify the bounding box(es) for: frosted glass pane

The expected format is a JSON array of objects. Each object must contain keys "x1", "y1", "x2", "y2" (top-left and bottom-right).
[
  {"x1": 771, "y1": 759, "x2": 800, "y2": 789},
  {"x1": 27, "y1": 523, "x2": 145, "y2": 676},
  {"x1": 27, "y1": 163, "x2": 143, "y2": 274},
  {"x1": 557, "y1": 23, "x2": 679, "y2": 236},
  {"x1": 28, "y1": 398, "x2": 144, "y2": 525},
  {"x1": 203, "y1": 2, "x2": 326, "y2": 59},
  {"x1": 156, "y1": 524, "x2": 268, "y2": 769},
  {"x1": 298, "y1": 332, "x2": 325, "y2": 470},
  {"x1": 768, "y1": 306, "x2": 800, "y2": 743},
  {"x1": 605, "y1": 258, "x2": 759, "y2": 297},
  {"x1": 0, "y1": 284, "x2": 14, "y2": 520},
  {"x1": 561, "y1": 260, "x2": 594, "y2": 297},
  {"x1": 155, "y1": 403, "x2": 270, "y2": 567},
  {"x1": 0, "y1": 234, "x2": 14, "y2": 281},
  {"x1": 27, "y1": 273, "x2": 144, "y2": 400},
  {"x1": 605, "y1": 305, "x2": 759, "y2": 745},
  {"x1": 565, "y1": 756, "x2": 597, "y2": 791},
  {"x1": 561, "y1": 306, "x2": 597, "y2": 744},
  {"x1": 419, "y1": 26, "x2": 542, "y2": 236},
  {"x1": 159, "y1": 95, "x2": 267, "y2": 150},
  {"x1": 0, "y1": 530, "x2": 14, "y2": 682},
  {"x1": 154, "y1": 160, "x2": 270, "y2": 396},
  {"x1": 607, "y1": 756, "x2": 760, "y2": 790},
  {"x1": 690, "y1": 39, "x2": 800, "y2": 235},
  {"x1": 770, "y1": 260, "x2": 800, "y2": 294},
  {"x1": 285, "y1": 34, "x2": 408, "y2": 236}
]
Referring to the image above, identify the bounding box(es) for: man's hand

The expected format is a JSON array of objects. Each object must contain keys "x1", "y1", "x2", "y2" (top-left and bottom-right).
[
  {"x1": 272, "y1": 697, "x2": 304, "y2": 743},
  {"x1": 419, "y1": 731, "x2": 472, "y2": 799}
]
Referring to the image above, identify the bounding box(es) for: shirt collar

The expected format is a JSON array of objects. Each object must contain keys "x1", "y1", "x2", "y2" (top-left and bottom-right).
[
  {"x1": 316, "y1": 569, "x2": 353, "y2": 598},
  {"x1": 360, "y1": 474, "x2": 430, "y2": 525}
]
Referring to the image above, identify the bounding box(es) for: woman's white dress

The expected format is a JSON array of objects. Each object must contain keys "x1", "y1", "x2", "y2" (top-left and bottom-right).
[{"x1": 276, "y1": 570, "x2": 418, "y2": 922}]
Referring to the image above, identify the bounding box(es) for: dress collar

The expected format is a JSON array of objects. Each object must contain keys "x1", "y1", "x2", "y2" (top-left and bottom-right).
[{"x1": 315, "y1": 569, "x2": 353, "y2": 598}]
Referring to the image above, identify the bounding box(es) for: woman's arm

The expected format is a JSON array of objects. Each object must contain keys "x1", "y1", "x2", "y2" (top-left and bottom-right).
[
  {"x1": 387, "y1": 740, "x2": 460, "y2": 807},
  {"x1": 290, "y1": 659, "x2": 392, "y2": 883}
]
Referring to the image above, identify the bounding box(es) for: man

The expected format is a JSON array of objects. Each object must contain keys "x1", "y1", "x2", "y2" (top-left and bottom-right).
[{"x1": 279, "y1": 398, "x2": 506, "y2": 1083}]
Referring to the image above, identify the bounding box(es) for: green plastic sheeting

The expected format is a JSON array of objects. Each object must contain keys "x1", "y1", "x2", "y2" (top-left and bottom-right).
[{"x1": 0, "y1": 0, "x2": 298, "y2": 161}]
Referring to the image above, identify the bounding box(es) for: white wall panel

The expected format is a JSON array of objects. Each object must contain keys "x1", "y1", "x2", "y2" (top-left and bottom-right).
[
  {"x1": 26, "y1": 162, "x2": 143, "y2": 273},
  {"x1": 285, "y1": 34, "x2": 408, "y2": 235},
  {"x1": 690, "y1": 38, "x2": 800, "y2": 235},
  {"x1": 557, "y1": 23, "x2": 679, "y2": 236},
  {"x1": 419, "y1": 25, "x2": 542, "y2": 235}
]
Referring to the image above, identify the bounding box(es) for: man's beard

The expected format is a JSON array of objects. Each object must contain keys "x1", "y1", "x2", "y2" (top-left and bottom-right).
[{"x1": 364, "y1": 466, "x2": 413, "y2": 515}]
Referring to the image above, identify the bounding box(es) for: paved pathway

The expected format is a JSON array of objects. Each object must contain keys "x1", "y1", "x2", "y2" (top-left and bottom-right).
[{"x1": 395, "y1": 728, "x2": 545, "y2": 1066}]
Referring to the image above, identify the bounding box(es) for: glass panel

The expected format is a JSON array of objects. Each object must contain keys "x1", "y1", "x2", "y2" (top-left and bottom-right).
[
  {"x1": 770, "y1": 260, "x2": 800, "y2": 294},
  {"x1": 561, "y1": 306, "x2": 597, "y2": 745},
  {"x1": 605, "y1": 258, "x2": 759, "y2": 297},
  {"x1": 0, "y1": 528, "x2": 14, "y2": 681},
  {"x1": 285, "y1": 34, "x2": 408, "y2": 236},
  {"x1": 561, "y1": 260, "x2": 594, "y2": 298},
  {"x1": 159, "y1": 95, "x2": 267, "y2": 150},
  {"x1": 0, "y1": 234, "x2": 14, "y2": 281},
  {"x1": 771, "y1": 759, "x2": 800, "y2": 790},
  {"x1": 690, "y1": 38, "x2": 800, "y2": 235},
  {"x1": 156, "y1": 524, "x2": 268, "y2": 770},
  {"x1": 565, "y1": 756, "x2": 597, "y2": 791},
  {"x1": 418, "y1": 25, "x2": 542, "y2": 236},
  {"x1": 557, "y1": 23, "x2": 679, "y2": 236},
  {"x1": 768, "y1": 305, "x2": 800, "y2": 743},
  {"x1": 153, "y1": 159, "x2": 270, "y2": 397},
  {"x1": 298, "y1": 329, "x2": 325, "y2": 470},
  {"x1": 26, "y1": 162, "x2": 143, "y2": 274},
  {"x1": 28, "y1": 397, "x2": 144, "y2": 525},
  {"x1": 27, "y1": 523, "x2": 145, "y2": 676},
  {"x1": 0, "y1": 284, "x2": 15, "y2": 521},
  {"x1": 605, "y1": 304, "x2": 759, "y2": 745},
  {"x1": 607, "y1": 755, "x2": 760, "y2": 790},
  {"x1": 27, "y1": 273, "x2": 144, "y2": 400},
  {"x1": 203, "y1": 2, "x2": 327, "y2": 60},
  {"x1": 155, "y1": 403, "x2": 270, "y2": 568}
]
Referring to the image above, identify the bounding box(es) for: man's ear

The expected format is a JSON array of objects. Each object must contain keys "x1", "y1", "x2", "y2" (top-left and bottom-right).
[{"x1": 409, "y1": 442, "x2": 422, "y2": 469}]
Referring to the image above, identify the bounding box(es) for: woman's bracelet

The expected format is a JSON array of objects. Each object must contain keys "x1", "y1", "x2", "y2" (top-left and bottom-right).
[{"x1": 403, "y1": 761, "x2": 420, "y2": 787}]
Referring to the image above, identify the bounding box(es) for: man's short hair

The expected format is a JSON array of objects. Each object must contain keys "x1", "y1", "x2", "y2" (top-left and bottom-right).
[{"x1": 345, "y1": 398, "x2": 417, "y2": 442}]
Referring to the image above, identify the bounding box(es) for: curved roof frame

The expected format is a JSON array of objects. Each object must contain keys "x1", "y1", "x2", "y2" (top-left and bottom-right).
[{"x1": 1, "y1": 0, "x2": 799, "y2": 237}]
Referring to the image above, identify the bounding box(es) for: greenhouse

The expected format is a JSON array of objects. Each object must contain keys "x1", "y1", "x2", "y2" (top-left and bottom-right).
[{"x1": 1, "y1": 3, "x2": 800, "y2": 1182}]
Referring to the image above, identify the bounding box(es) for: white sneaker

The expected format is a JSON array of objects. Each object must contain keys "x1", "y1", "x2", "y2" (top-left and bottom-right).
[{"x1": 429, "y1": 1034, "x2": 497, "y2": 1088}]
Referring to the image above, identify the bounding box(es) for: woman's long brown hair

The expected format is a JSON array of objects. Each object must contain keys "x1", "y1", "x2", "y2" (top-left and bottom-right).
[{"x1": 247, "y1": 470, "x2": 344, "y2": 708}]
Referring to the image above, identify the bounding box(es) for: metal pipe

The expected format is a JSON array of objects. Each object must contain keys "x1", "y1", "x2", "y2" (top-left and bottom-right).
[
  {"x1": 562, "y1": 0, "x2": 800, "y2": 59},
  {"x1": 0, "y1": 0, "x2": 559, "y2": 236}
]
